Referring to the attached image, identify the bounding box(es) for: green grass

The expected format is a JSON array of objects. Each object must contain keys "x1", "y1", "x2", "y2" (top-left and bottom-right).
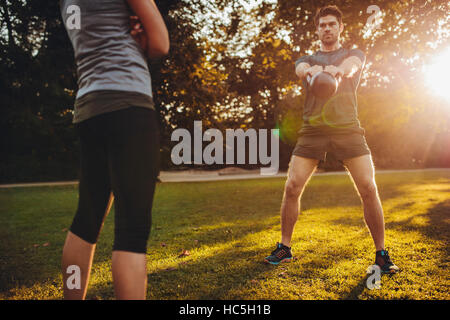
[{"x1": 0, "y1": 170, "x2": 449, "y2": 300}]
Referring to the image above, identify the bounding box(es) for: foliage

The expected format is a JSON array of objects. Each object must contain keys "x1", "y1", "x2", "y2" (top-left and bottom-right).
[{"x1": 1, "y1": 0, "x2": 449, "y2": 182}]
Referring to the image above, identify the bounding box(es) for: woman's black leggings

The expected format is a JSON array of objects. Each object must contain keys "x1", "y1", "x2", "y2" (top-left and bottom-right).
[{"x1": 70, "y1": 107, "x2": 160, "y2": 254}]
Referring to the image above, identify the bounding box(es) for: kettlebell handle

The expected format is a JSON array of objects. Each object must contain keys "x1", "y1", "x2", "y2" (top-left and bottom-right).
[
  {"x1": 306, "y1": 72, "x2": 341, "y2": 85},
  {"x1": 323, "y1": 71, "x2": 342, "y2": 83},
  {"x1": 306, "y1": 74, "x2": 312, "y2": 85}
]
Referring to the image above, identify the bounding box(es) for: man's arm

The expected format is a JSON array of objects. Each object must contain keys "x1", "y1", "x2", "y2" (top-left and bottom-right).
[
  {"x1": 295, "y1": 62, "x2": 310, "y2": 79},
  {"x1": 296, "y1": 62, "x2": 323, "y2": 80},
  {"x1": 127, "y1": 0, "x2": 169, "y2": 58},
  {"x1": 338, "y1": 55, "x2": 364, "y2": 77},
  {"x1": 324, "y1": 56, "x2": 364, "y2": 78}
]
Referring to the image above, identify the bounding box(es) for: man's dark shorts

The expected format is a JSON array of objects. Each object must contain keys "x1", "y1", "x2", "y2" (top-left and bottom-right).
[{"x1": 292, "y1": 130, "x2": 371, "y2": 161}]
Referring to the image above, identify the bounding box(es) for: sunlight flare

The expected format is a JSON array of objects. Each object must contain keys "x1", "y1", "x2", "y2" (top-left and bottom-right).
[{"x1": 423, "y1": 47, "x2": 450, "y2": 101}]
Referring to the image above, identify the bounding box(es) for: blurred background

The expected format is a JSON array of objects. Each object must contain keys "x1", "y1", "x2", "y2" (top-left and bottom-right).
[{"x1": 1, "y1": 0, "x2": 449, "y2": 183}]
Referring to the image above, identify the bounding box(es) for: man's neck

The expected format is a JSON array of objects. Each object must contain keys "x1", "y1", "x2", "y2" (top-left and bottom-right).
[{"x1": 321, "y1": 42, "x2": 342, "y2": 52}]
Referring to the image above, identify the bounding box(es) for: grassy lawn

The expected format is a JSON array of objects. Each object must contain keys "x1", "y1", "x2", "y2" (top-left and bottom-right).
[{"x1": 0, "y1": 170, "x2": 449, "y2": 300}]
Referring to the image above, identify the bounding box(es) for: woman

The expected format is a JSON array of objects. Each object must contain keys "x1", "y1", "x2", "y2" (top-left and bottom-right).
[{"x1": 60, "y1": 0, "x2": 169, "y2": 299}]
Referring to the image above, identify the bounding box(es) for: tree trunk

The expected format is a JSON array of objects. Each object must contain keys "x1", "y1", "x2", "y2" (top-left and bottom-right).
[{"x1": 1, "y1": 0, "x2": 16, "y2": 47}]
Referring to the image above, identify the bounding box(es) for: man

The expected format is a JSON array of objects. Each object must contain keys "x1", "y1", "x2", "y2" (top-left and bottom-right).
[
  {"x1": 60, "y1": 0, "x2": 169, "y2": 299},
  {"x1": 264, "y1": 5, "x2": 399, "y2": 274}
]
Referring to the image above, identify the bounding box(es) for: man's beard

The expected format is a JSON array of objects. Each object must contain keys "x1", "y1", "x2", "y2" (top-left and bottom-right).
[{"x1": 321, "y1": 34, "x2": 337, "y2": 46}]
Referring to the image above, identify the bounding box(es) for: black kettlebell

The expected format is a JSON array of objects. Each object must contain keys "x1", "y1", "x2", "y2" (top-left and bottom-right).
[{"x1": 307, "y1": 71, "x2": 341, "y2": 100}]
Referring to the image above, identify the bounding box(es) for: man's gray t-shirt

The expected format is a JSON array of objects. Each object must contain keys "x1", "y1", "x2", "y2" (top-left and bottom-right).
[
  {"x1": 295, "y1": 47, "x2": 366, "y2": 134},
  {"x1": 60, "y1": 0, "x2": 154, "y2": 123}
]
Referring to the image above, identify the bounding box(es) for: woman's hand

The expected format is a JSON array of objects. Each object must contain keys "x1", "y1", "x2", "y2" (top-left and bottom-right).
[{"x1": 130, "y1": 15, "x2": 147, "y2": 53}]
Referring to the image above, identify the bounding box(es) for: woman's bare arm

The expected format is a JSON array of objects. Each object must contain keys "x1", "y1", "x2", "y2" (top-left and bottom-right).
[{"x1": 127, "y1": 0, "x2": 169, "y2": 58}]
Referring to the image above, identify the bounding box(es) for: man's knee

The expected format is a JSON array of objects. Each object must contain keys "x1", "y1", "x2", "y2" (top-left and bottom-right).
[
  {"x1": 284, "y1": 177, "x2": 307, "y2": 199},
  {"x1": 358, "y1": 180, "x2": 378, "y2": 200}
]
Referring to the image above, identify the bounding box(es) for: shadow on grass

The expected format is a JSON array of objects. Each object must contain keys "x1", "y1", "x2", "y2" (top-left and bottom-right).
[
  {"x1": 342, "y1": 275, "x2": 369, "y2": 300},
  {"x1": 84, "y1": 219, "x2": 281, "y2": 300},
  {"x1": 86, "y1": 231, "x2": 369, "y2": 300},
  {"x1": 299, "y1": 179, "x2": 407, "y2": 212},
  {"x1": 385, "y1": 200, "x2": 450, "y2": 255},
  {"x1": 1, "y1": 173, "x2": 448, "y2": 299},
  {"x1": 0, "y1": 183, "x2": 284, "y2": 298},
  {"x1": 71, "y1": 190, "x2": 450, "y2": 300},
  {"x1": 327, "y1": 187, "x2": 450, "y2": 239},
  {"x1": 0, "y1": 174, "x2": 412, "y2": 297},
  {"x1": 329, "y1": 199, "x2": 449, "y2": 255},
  {"x1": 341, "y1": 199, "x2": 449, "y2": 300},
  {"x1": 342, "y1": 272, "x2": 400, "y2": 300}
]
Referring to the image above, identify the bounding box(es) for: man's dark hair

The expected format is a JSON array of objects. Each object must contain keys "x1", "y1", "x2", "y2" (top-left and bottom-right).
[{"x1": 314, "y1": 5, "x2": 343, "y2": 28}]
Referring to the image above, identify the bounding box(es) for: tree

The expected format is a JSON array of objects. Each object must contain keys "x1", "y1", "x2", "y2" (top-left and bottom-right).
[{"x1": 1, "y1": 0, "x2": 449, "y2": 182}]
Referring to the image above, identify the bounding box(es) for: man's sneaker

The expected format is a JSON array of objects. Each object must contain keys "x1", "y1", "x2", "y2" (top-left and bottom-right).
[
  {"x1": 375, "y1": 249, "x2": 399, "y2": 274},
  {"x1": 264, "y1": 243, "x2": 293, "y2": 265}
]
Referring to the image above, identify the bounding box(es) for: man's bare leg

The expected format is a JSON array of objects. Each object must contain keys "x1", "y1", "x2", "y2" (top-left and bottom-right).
[
  {"x1": 343, "y1": 154, "x2": 385, "y2": 250},
  {"x1": 280, "y1": 156, "x2": 319, "y2": 247}
]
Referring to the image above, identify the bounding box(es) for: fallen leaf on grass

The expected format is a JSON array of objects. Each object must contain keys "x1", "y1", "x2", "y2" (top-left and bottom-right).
[
  {"x1": 33, "y1": 244, "x2": 39, "y2": 248},
  {"x1": 178, "y1": 250, "x2": 190, "y2": 258},
  {"x1": 42, "y1": 242, "x2": 50, "y2": 247},
  {"x1": 164, "y1": 267, "x2": 176, "y2": 272}
]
